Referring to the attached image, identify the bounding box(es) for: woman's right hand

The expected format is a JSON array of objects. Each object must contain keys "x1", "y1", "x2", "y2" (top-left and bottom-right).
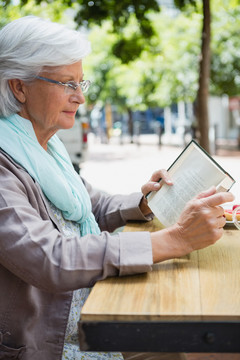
[{"x1": 151, "y1": 187, "x2": 235, "y2": 263}]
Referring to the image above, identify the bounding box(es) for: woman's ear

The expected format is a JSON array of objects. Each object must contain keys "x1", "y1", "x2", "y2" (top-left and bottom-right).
[{"x1": 8, "y1": 79, "x2": 27, "y2": 104}]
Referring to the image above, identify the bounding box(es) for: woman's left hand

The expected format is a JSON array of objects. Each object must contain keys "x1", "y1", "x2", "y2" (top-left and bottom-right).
[{"x1": 140, "y1": 169, "x2": 173, "y2": 216}]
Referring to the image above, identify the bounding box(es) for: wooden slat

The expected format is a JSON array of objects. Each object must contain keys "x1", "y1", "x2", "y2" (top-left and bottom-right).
[
  {"x1": 198, "y1": 229, "x2": 240, "y2": 320},
  {"x1": 81, "y1": 219, "x2": 240, "y2": 322}
]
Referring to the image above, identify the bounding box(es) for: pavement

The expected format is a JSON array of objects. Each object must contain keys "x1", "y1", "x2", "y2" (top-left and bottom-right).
[{"x1": 81, "y1": 133, "x2": 240, "y2": 206}]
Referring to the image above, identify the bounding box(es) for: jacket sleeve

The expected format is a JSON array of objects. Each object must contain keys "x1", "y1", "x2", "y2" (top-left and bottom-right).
[
  {"x1": 0, "y1": 161, "x2": 153, "y2": 293},
  {"x1": 82, "y1": 177, "x2": 154, "y2": 232}
]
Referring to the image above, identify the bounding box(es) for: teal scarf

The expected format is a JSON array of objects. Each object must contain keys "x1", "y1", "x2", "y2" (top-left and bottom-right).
[{"x1": 0, "y1": 114, "x2": 100, "y2": 236}]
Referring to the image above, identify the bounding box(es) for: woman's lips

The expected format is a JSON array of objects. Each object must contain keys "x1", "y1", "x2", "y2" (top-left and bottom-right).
[{"x1": 63, "y1": 111, "x2": 76, "y2": 115}]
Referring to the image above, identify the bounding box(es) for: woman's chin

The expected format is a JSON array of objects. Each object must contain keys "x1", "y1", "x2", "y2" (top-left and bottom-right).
[{"x1": 61, "y1": 115, "x2": 76, "y2": 129}]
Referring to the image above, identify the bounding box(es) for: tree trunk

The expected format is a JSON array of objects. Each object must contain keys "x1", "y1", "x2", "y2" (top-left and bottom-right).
[
  {"x1": 196, "y1": 0, "x2": 211, "y2": 152},
  {"x1": 127, "y1": 108, "x2": 134, "y2": 143}
]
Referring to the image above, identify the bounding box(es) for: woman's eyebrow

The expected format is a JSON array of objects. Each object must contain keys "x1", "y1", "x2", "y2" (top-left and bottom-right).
[{"x1": 61, "y1": 73, "x2": 85, "y2": 82}]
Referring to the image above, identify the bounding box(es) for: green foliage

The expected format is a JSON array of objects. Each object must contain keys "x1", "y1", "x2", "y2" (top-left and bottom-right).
[
  {"x1": 84, "y1": 8, "x2": 202, "y2": 110},
  {"x1": 74, "y1": 0, "x2": 159, "y2": 64},
  {"x1": 0, "y1": 0, "x2": 73, "y2": 27},
  {"x1": 112, "y1": 35, "x2": 146, "y2": 64},
  {"x1": 5, "y1": 0, "x2": 160, "y2": 36},
  {"x1": 74, "y1": 0, "x2": 159, "y2": 35},
  {"x1": 84, "y1": 1, "x2": 240, "y2": 113},
  {"x1": 210, "y1": 4, "x2": 240, "y2": 96},
  {"x1": 1, "y1": 0, "x2": 240, "y2": 114},
  {"x1": 174, "y1": 0, "x2": 197, "y2": 9}
]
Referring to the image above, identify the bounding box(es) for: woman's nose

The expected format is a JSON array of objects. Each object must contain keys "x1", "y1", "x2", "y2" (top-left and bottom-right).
[{"x1": 70, "y1": 89, "x2": 85, "y2": 104}]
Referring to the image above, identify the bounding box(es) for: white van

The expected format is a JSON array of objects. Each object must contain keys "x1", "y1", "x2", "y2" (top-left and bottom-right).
[{"x1": 57, "y1": 109, "x2": 89, "y2": 173}]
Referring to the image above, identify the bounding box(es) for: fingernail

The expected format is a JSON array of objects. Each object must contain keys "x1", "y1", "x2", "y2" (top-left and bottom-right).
[{"x1": 154, "y1": 183, "x2": 160, "y2": 188}]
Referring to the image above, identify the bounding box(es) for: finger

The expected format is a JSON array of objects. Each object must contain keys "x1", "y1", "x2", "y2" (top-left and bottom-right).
[
  {"x1": 142, "y1": 181, "x2": 162, "y2": 197},
  {"x1": 216, "y1": 205, "x2": 225, "y2": 217},
  {"x1": 217, "y1": 215, "x2": 226, "y2": 228},
  {"x1": 142, "y1": 169, "x2": 173, "y2": 197},
  {"x1": 202, "y1": 191, "x2": 235, "y2": 207},
  {"x1": 150, "y1": 169, "x2": 173, "y2": 185},
  {"x1": 195, "y1": 186, "x2": 217, "y2": 200},
  {"x1": 143, "y1": 177, "x2": 173, "y2": 196},
  {"x1": 209, "y1": 205, "x2": 225, "y2": 217},
  {"x1": 206, "y1": 206, "x2": 225, "y2": 220}
]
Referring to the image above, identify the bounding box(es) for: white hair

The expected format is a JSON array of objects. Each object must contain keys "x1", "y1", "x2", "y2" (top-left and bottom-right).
[{"x1": 0, "y1": 16, "x2": 91, "y2": 117}]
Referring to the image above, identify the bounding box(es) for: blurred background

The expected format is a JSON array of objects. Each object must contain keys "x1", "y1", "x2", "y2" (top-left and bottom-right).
[{"x1": 1, "y1": 0, "x2": 240, "y2": 200}]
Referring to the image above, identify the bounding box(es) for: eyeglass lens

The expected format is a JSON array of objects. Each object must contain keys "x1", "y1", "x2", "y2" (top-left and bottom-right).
[{"x1": 64, "y1": 80, "x2": 90, "y2": 94}]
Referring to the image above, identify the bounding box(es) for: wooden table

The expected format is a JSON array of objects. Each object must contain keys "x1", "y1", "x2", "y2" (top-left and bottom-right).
[{"x1": 78, "y1": 218, "x2": 240, "y2": 353}]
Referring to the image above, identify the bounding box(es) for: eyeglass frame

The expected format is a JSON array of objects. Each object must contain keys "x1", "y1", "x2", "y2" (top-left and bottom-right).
[{"x1": 35, "y1": 75, "x2": 91, "y2": 93}]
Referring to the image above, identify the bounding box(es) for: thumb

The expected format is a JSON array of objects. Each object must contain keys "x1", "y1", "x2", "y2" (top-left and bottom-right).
[{"x1": 195, "y1": 186, "x2": 217, "y2": 200}]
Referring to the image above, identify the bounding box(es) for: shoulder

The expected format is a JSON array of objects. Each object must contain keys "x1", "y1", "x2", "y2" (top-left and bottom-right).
[
  {"x1": 0, "y1": 149, "x2": 34, "y2": 188},
  {"x1": 0, "y1": 149, "x2": 45, "y2": 206}
]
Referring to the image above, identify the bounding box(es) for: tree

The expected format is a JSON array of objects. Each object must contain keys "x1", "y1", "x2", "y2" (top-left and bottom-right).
[
  {"x1": 2, "y1": 0, "x2": 240, "y2": 151},
  {"x1": 175, "y1": 0, "x2": 240, "y2": 152},
  {"x1": 71, "y1": 0, "x2": 212, "y2": 151},
  {"x1": 196, "y1": 0, "x2": 211, "y2": 151},
  {"x1": 83, "y1": 10, "x2": 202, "y2": 142},
  {"x1": 174, "y1": 0, "x2": 211, "y2": 151},
  {"x1": 84, "y1": 1, "x2": 240, "y2": 146}
]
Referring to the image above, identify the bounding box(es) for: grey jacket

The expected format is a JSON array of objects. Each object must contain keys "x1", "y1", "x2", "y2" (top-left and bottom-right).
[{"x1": 0, "y1": 149, "x2": 153, "y2": 360}]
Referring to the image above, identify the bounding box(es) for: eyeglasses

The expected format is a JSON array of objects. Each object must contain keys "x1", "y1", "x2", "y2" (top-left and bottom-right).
[{"x1": 35, "y1": 75, "x2": 91, "y2": 93}]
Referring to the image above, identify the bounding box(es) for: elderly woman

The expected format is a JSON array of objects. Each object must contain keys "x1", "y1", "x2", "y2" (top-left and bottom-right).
[{"x1": 0, "y1": 16, "x2": 233, "y2": 360}]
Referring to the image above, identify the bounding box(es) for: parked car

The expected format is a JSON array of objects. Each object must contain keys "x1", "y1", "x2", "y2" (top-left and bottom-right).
[{"x1": 57, "y1": 110, "x2": 89, "y2": 173}]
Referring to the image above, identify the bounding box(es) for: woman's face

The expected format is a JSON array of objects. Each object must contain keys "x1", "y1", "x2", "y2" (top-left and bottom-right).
[{"x1": 19, "y1": 61, "x2": 85, "y2": 149}]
